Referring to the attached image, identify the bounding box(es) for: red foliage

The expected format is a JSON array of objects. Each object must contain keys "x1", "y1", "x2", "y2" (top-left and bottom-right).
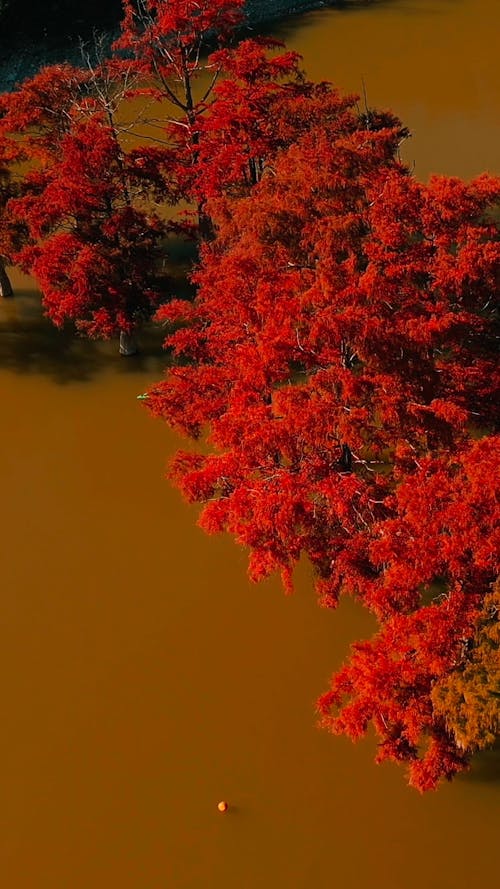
[
  {"x1": 0, "y1": 66, "x2": 89, "y2": 269},
  {"x1": 1, "y1": 65, "x2": 173, "y2": 338},
  {"x1": 113, "y1": 0, "x2": 246, "y2": 156},
  {"x1": 0, "y1": 2, "x2": 498, "y2": 787},
  {"x1": 318, "y1": 438, "x2": 500, "y2": 790},
  {"x1": 147, "y1": 92, "x2": 500, "y2": 787},
  {"x1": 0, "y1": 134, "x2": 21, "y2": 266},
  {"x1": 194, "y1": 37, "x2": 307, "y2": 200},
  {"x1": 115, "y1": 0, "x2": 245, "y2": 68},
  {"x1": 0, "y1": 64, "x2": 91, "y2": 164},
  {"x1": 112, "y1": 2, "x2": 312, "y2": 224}
]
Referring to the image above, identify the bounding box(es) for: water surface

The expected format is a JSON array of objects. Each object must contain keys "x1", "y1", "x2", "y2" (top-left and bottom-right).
[{"x1": 272, "y1": 0, "x2": 500, "y2": 181}]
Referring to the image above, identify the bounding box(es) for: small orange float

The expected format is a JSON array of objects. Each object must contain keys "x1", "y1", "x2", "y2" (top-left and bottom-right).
[{"x1": 217, "y1": 801, "x2": 229, "y2": 813}]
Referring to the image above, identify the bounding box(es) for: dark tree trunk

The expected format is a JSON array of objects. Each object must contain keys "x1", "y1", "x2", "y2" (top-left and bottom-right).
[
  {"x1": 0, "y1": 259, "x2": 13, "y2": 298},
  {"x1": 340, "y1": 443, "x2": 353, "y2": 472},
  {"x1": 198, "y1": 206, "x2": 215, "y2": 241},
  {"x1": 119, "y1": 329, "x2": 138, "y2": 356}
]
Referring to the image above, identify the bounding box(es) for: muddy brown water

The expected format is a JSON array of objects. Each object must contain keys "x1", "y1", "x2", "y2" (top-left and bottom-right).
[{"x1": 1, "y1": 2, "x2": 499, "y2": 887}]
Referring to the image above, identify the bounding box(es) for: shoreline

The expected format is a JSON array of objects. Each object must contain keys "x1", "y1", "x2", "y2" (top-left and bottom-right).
[{"x1": 0, "y1": 0, "x2": 337, "y2": 93}]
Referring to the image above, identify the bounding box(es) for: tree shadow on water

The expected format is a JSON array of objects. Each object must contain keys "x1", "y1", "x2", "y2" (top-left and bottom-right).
[
  {"x1": 0, "y1": 290, "x2": 169, "y2": 384},
  {"x1": 255, "y1": 0, "x2": 462, "y2": 42},
  {"x1": 460, "y1": 741, "x2": 500, "y2": 785}
]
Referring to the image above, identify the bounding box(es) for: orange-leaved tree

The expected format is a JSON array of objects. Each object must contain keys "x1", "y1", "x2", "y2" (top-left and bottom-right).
[
  {"x1": 0, "y1": 63, "x2": 178, "y2": 352},
  {"x1": 145, "y1": 90, "x2": 500, "y2": 788}
]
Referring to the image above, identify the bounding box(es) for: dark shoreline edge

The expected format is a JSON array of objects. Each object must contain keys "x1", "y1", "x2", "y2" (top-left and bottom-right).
[{"x1": 0, "y1": 0, "x2": 340, "y2": 93}]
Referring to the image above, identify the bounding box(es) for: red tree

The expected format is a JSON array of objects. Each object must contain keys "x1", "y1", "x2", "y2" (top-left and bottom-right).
[
  {"x1": 318, "y1": 437, "x2": 500, "y2": 790},
  {"x1": 194, "y1": 37, "x2": 307, "y2": 201},
  {"x1": 0, "y1": 64, "x2": 91, "y2": 298},
  {"x1": 0, "y1": 138, "x2": 18, "y2": 297},
  {"x1": 0, "y1": 4, "x2": 333, "y2": 336},
  {"x1": 0, "y1": 3, "x2": 300, "y2": 337},
  {"x1": 114, "y1": 0, "x2": 245, "y2": 120},
  {"x1": 1, "y1": 63, "x2": 177, "y2": 351},
  {"x1": 113, "y1": 0, "x2": 246, "y2": 227},
  {"x1": 146, "y1": 96, "x2": 500, "y2": 787},
  {"x1": 113, "y1": 3, "x2": 309, "y2": 229}
]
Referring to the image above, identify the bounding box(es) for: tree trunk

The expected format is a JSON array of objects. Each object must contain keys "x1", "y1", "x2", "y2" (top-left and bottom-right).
[
  {"x1": 119, "y1": 330, "x2": 138, "y2": 356},
  {"x1": 340, "y1": 443, "x2": 353, "y2": 472},
  {"x1": 198, "y1": 206, "x2": 215, "y2": 241},
  {"x1": 0, "y1": 259, "x2": 13, "y2": 298}
]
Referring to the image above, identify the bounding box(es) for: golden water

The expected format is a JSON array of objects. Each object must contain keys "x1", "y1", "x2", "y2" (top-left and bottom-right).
[
  {"x1": 0, "y1": 2, "x2": 499, "y2": 886},
  {"x1": 271, "y1": 0, "x2": 500, "y2": 181}
]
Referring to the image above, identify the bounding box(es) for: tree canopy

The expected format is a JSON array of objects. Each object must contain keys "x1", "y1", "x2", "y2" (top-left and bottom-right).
[
  {"x1": 0, "y1": 0, "x2": 498, "y2": 790},
  {"x1": 145, "y1": 77, "x2": 500, "y2": 789}
]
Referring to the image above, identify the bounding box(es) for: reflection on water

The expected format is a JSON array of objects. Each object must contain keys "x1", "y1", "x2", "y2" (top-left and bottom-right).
[
  {"x1": 0, "y1": 1, "x2": 499, "y2": 887},
  {"x1": 0, "y1": 293, "x2": 166, "y2": 382},
  {"x1": 462, "y1": 742, "x2": 500, "y2": 784}
]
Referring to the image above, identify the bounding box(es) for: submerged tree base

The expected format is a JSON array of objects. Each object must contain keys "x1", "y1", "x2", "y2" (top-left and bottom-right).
[
  {"x1": 119, "y1": 330, "x2": 138, "y2": 357},
  {"x1": 0, "y1": 260, "x2": 13, "y2": 297}
]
